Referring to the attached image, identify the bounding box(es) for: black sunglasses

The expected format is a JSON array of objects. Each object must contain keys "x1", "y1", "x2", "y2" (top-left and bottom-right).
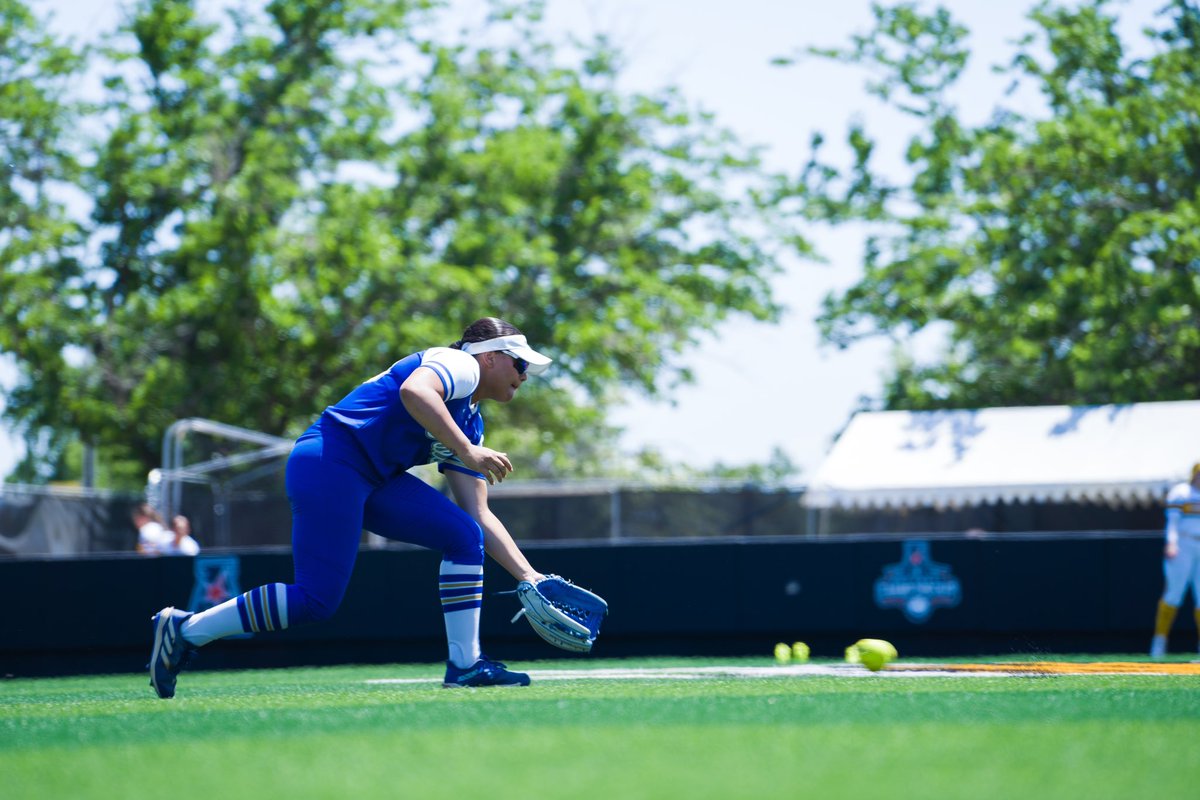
[{"x1": 503, "y1": 351, "x2": 529, "y2": 375}]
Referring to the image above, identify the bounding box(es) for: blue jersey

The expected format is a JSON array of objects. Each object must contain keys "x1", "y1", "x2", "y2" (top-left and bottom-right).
[{"x1": 320, "y1": 348, "x2": 485, "y2": 481}]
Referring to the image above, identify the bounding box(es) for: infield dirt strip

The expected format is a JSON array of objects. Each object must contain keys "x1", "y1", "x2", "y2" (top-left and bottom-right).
[
  {"x1": 365, "y1": 661, "x2": 1200, "y2": 685},
  {"x1": 890, "y1": 661, "x2": 1200, "y2": 675}
]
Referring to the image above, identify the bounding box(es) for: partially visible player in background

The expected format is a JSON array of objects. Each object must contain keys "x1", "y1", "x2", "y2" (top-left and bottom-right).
[
  {"x1": 1150, "y1": 462, "x2": 1200, "y2": 658},
  {"x1": 146, "y1": 317, "x2": 554, "y2": 696}
]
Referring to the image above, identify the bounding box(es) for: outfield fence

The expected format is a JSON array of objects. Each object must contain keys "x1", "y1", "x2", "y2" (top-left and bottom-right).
[
  {"x1": 0, "y1": 530, "x2": 1185, "y2": 677},
  {"x1": 0, "y1": 478, "x2": 1164, "y2": 558}
]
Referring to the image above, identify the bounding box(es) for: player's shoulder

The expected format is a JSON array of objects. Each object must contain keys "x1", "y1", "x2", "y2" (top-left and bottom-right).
[
  {"x1": 422, "y1": 346, "x2": 475, "y2": 367},
  {"x1": 421, "y1": 347, "x2": 479, "y2": 380},
  {"x1": 419, "y1": 347, "x2": 480, "y2": 401},
  {"x1": 1166, "y1": 482, "x2": 1196, "y2": 502}
]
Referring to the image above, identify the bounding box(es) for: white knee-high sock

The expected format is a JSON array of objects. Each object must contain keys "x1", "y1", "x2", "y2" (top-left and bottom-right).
[{"x1": 440, "y1": 561, "x2": 483, "y2": 668}]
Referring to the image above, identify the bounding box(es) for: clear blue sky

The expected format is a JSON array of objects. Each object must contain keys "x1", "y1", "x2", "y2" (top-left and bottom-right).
[{"x1": 1, "y1": 0, "x2": 1161, "y2": 482}]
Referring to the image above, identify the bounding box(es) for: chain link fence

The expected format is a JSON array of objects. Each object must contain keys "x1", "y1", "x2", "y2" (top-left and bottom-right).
[{"x1": 1, "y1": 477, "x2": 1163, "y2": 558}]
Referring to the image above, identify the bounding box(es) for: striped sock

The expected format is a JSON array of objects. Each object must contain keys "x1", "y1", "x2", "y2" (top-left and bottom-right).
[
  {"x1": 236, "y1": 584, "x2": 290, "y2": 634},
  {"x1": 180, "y1": 583, "x2": 289, "y2": 646},
  {"x1": 440, "y1": 561, "x2": 483, "y2": 668}
]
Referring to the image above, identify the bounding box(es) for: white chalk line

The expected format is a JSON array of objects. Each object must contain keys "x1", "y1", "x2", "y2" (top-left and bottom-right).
[{"x1": 364, "y1": 664, "x2": 1009, "y2": 685}]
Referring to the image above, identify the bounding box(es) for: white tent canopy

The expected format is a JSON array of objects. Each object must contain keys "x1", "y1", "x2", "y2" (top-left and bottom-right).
[{"x1": 804, "y1": 401, "x2": 1200, "y2": 510}]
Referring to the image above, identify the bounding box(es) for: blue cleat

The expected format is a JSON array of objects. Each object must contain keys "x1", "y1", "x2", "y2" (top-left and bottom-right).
[
  {"x1": 443, "y1": 656, "x2": 531, "y2": 688},
  {"x1": 148, "y1": 607, "x2": 195, "y2": 699}
]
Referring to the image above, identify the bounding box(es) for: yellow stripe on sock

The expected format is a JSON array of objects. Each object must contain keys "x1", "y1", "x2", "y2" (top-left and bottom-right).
[
  {"x1": 442, "y1": 593, "x2": 483, "y2": 606},
  {"x1": 261, "y1": 586, "x2": 275, "y2": 631},
  {"x1": 244, "y1": 594, "x2": 258, "y2": 633}
]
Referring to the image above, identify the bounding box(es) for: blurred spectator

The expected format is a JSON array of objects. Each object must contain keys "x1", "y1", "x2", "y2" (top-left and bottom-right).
[
  {"x1": 132, "y1": 503, "x2": 200, "y2": 556},
  {"x1": 168, "y1": 514, "x2": 202, "y2": 556},
  {"x1": 132, "y1": 503, "x2": 168, "y2": 554}
]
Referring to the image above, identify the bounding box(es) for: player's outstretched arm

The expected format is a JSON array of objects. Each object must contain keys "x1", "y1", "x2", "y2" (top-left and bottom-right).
[{"x1": 445, "y1": 470, "x2": 541, "y2": 583}]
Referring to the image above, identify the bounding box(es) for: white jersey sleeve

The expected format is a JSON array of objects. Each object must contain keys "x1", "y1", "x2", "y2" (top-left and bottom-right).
[{"x1": 418, "y1": 347, "x2": 480, "y2": 400}]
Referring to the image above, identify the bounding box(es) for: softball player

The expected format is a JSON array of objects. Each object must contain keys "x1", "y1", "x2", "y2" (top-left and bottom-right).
[
  {"x1": 1150, "y1": 462, "x2": 1200, "y2": 658},
  {"x1": 147, "y1": 317, "x2": 552, "y2": 696}
]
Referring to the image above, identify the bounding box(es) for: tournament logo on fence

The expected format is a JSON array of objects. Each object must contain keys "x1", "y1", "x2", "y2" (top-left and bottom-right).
[
  {"x1": 188, "y1": 555, "x2": 242, "y2": 613},
  {"x1": 873, "y1": 540, "x2": 961, "y2": 624}
]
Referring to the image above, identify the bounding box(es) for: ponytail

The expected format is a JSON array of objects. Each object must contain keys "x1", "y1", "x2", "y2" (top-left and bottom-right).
[{"x1": 451, "y1": 318, "x2": 521, "y2": 349}]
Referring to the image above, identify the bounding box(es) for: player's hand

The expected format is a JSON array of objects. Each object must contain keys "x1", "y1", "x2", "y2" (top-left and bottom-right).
[
  {"x1": 1165, "y1": 541, "x2": 1179, "y2": 559},
  {"x1": 460, "y1": 444, "x2": 513, "y2": 484}
]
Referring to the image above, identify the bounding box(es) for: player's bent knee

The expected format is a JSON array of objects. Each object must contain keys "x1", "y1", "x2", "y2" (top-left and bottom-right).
[
  {"x1": 443, "y1": 518, "x2": 485, "y2": 565},
  {"x1": 291, "y1": 586, "x2": 346, "y2": 625}
]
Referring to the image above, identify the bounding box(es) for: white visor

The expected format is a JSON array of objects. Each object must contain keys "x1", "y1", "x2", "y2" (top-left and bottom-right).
[{"x1": 461, "y1": 334, "x2": 552, "y2": 376}]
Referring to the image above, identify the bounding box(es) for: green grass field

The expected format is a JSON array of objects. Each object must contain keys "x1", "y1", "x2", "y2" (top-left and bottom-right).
[{"x1": 3, "y1": 656, "x2": 1199, "y2": 800}]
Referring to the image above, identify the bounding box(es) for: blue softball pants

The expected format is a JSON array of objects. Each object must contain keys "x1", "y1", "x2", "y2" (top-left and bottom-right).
[{"x1": 280, "y1": 422, "x2": 485, "y2": 626}]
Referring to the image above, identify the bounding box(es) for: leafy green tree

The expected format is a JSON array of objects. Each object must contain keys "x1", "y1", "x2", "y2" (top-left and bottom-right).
[
  {"x1": 0, "y1": 0, "x2": 788, "y2": 487},
  {"x1": 788, "y1": 0, "x2": 1200, "y2": 410},
  {"x1": 0, "y1": 0, "x2": 89, "y2": 481}
]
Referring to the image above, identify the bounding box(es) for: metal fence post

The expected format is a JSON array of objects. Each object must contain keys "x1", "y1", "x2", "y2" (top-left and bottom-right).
[{"x1": 610, "y1": 486, "x2": 622, "y2": 540}]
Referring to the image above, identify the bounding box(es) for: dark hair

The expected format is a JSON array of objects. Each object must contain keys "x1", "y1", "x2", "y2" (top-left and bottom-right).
[
  {"x1": 131, "y1": 502, "x2": 161, "y2": 523},
  {"x1": 449, "y1": 317, "x2": 522, "y2": 350}
]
